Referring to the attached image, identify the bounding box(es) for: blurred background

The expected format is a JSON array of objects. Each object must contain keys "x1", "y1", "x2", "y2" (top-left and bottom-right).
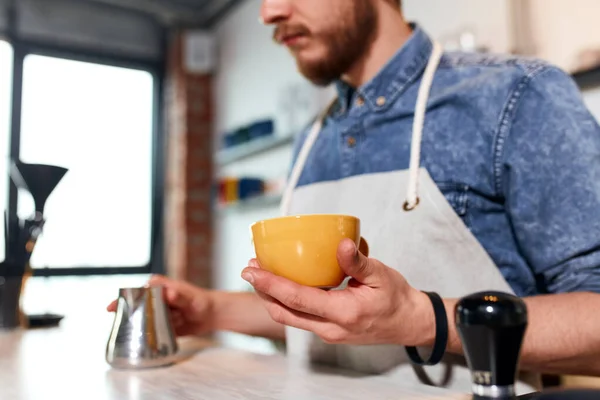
[{"x1": 0, "y1": 0, "x2": 599, "y2": 379}]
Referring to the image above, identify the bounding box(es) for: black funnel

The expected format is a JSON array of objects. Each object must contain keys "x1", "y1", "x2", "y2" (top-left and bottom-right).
[{"x1": 10, "y1": 161, "x2": 68, "y2": 214}]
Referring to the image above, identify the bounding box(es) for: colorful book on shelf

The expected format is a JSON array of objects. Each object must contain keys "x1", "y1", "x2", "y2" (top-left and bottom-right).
[
  {"x1": 216, "y1": 177, "x2": 266, "y2": 205},
  {"x1": 215, "y1": 176, "x2": 286, "y2": 207},
  {"x1": 221, "y1": 119, "x2": 275, "y2": 149}
]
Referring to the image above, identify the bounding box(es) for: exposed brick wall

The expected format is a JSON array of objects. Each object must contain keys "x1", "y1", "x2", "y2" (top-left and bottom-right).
[{"x1": 164, "y1": 31, "x2": 214, "y2": 288}]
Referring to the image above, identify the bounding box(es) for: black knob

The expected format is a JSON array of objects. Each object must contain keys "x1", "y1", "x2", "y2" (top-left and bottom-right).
[{"x1": 455, "y1": 291, "x2": 527, "y2": 399}]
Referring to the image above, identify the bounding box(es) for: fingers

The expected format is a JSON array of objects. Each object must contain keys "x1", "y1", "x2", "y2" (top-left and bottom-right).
[
  {"x1": 242, "y1": 266, "x2": 337, "y2": 320},
  {"x1": 253, "y1": 288, "x2": 345, "y2": 341},
  {"x1": 148, "y1": 274, "x2": 172, "y2": 288},
  {"x1": 164, "y1": 287, "x2": 189, "y2": 309},
  {"x1": 148, "y1": 274, "x2": 197, "y2": 309},
  {"x1": 336, "y1": 238, "x2": 382, "y2": 287},
  {"x1": 106, "y1": 299, "x2": 117, "y2": 312},
  {"x1": 170, "y1": 309, "x2": 185, "y2": 330},
  {"x1": 171, "y1": 312, "x2": 193, "y2": 337},
  {"x1": 106, "y1": 274, "x2": 201, "y2": 313}
]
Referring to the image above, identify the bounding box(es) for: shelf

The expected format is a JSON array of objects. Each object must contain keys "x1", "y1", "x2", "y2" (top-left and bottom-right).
[
  {"x1": 216, "y1": 134, "x2": 295, "y2": 166},
  {"x1": 572, "y1": 65, "x2": 600, "y2": 90},
  {"x1": 215, "y1": 192, "x2": 283, "y2": 213}
]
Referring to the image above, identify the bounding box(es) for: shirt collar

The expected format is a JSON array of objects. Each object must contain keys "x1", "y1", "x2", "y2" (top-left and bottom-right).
[{"x1": 333, "y1": 23, "x2": 435, "y2": 115}]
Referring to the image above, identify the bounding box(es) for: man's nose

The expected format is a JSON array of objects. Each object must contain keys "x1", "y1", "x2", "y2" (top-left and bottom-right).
[{"x1": 260, "y1": 0, "x2": 292, "y2": 24}]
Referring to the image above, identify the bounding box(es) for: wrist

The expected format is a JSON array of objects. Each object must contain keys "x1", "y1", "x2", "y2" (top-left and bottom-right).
[
  {"x1": 203, "y1": 290, "x2": 261, "y2": 333},
  {"x1": 409, "y1": 292, "x2": 456, "y2": 350},
  {"x1": 404, "y1": 291, "x2": 450, "y2": 366},
  {"x1": 410, "y1": 289, "x2": 437, "y2": 347},
  {"x1": 203, "y1": 289, "x2": 221, "y2": 332}
]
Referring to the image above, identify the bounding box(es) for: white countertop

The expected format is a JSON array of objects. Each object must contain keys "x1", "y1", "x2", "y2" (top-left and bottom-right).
[{"x1": 0, "y1": 319, "x2": 471, "y2": 400}]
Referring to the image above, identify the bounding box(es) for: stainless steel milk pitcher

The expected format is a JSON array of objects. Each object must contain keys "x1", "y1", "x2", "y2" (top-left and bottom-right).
[{"x1": 106, "y1": 285, "x2": 178, "y2": 369}]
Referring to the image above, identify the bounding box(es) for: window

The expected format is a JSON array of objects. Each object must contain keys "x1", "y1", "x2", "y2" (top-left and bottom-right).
[
  {"x1": 0, "y1": 41, "x2": 13, "y2": 263},
  {"x1": 18, "y1": 55, "x2": 155, "y2": 269}
]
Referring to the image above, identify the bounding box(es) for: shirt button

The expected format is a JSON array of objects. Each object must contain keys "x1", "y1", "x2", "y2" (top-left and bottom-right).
[
  {"x1": 347, "y1": 137, "x2": 356, "y2": 147},
  {"x1": 376, "y1": 96, "x2": 386, "y2": 106},
  {"x1": 355, "y1": 96, "x2": 364, "y2": 107}
]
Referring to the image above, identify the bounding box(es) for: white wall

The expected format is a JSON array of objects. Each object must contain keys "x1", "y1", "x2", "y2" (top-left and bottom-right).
[
  {"x1": 403, "y1": 0, "x2": 513, "y2": 53},
  {"x1": 526, "y1": 0, "x2": 600, "y2": 72},
  {"x1": 405, "y1": 0, "x2": 600, "y2": 72}
]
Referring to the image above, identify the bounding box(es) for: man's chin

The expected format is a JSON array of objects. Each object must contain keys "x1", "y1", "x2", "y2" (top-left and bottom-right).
[
  {"x1": 296, "y1": 61, "x2": 338, "y2": 87},
  {"x1": 305, "y1": 76, "x2": 335, "y2": 87}
]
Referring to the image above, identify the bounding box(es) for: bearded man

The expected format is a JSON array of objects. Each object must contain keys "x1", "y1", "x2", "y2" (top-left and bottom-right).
[{"x1": 109, "y1": 0, "x2": 600, "y2": 395}]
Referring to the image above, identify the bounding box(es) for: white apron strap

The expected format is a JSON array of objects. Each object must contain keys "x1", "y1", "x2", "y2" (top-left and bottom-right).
[
  {"x1": 281, "y1": 41, "x2": 444, "y2": 216},
  {"x1": 405, "y1": 41, "x2": 443, "y2": 210},
  {"x1": 279, "y1": 102, "x2": 335, "y2": 216}
]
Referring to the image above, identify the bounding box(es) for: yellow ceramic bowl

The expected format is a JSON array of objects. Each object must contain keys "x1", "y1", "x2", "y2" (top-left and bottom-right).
[{"x1": 250, "y1": 214, "x2": 368, "y2": 289}]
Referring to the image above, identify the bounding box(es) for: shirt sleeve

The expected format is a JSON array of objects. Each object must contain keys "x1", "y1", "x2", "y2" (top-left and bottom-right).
[{"x1": 501, "y1": 65, "x2": 600, "y2": 294}]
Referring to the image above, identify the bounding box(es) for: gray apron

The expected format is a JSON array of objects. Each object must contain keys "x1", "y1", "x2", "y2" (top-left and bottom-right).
[{"x1": 278, "y1": 41, "x2": 541, "y2": 394}]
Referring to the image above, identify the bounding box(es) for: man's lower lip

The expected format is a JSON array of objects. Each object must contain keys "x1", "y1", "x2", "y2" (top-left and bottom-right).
[{"x1": 284, "y1": 35, "x2": 305, "y2": 46}]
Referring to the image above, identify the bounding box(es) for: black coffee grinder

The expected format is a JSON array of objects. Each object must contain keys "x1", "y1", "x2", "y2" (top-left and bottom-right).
[
  {"x1": 0, "y1": 160, "x2": 68, "y2": 329},
  {"x1": 455, "y1": 291, "x2": 600, "y2": 400}
]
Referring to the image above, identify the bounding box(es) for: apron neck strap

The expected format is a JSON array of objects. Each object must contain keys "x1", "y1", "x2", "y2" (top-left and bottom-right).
[
  {"x1": 279, "y1": 100, "x2": 335, "y2": 216},
  {"x1": 405, "y1": 40, "x2": 443, "y2": 210},
  {"x1": 281, "y1": 41, "x2": 444, "y2": 216}
]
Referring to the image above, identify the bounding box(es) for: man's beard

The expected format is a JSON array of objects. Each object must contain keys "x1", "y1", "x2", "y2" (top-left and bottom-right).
[{"x1": 278, "y1": 1, "x2": 377, "y2": 87}]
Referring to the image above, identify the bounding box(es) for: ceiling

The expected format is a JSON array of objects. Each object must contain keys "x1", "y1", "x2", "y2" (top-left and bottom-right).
[{"x1": 76, "y1": 0, "x2": 246, "y2": 27}]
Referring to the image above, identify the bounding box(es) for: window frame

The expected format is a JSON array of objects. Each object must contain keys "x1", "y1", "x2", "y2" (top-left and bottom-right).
[{"x1": 1, "y1": 11, "x2": 166, "y2": 277}]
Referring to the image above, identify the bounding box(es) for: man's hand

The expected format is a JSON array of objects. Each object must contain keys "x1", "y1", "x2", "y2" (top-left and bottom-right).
[
  {"x1": 242, "y1": 240, "x2": 600, "y2": 377},
  {"x1": 106, "y1": 275, "x2": 216, "y2": 337},
  {"x1": 106, "y1": 275, "x2": 287, "y2": 340},
  {"x1": 241, "y1": 238, "x2": 435, "y2": 346}
]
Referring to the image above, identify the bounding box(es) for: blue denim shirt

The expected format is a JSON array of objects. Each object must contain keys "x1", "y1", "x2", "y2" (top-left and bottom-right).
[{"x1": 290, "y1": 24, "x2": 600, "y2": 297}]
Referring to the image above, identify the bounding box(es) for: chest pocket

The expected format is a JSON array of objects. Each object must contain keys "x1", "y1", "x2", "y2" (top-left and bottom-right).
[{"x1": 437, "y1": 182, "x2": 471, "y2": 227}]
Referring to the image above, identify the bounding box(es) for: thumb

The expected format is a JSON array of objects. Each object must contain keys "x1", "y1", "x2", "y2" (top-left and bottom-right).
[{"x1": 337, "y1": 238, "x2": 383, "y2": 286}]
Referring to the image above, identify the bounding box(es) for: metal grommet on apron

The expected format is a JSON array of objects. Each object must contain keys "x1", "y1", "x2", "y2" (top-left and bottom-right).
[
  {"x1": 402, "y1": 198, "x2": 419, "y2": 212},
  {"x1": 277, "y1": 41, "x2": 541, "y2": 395}
]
